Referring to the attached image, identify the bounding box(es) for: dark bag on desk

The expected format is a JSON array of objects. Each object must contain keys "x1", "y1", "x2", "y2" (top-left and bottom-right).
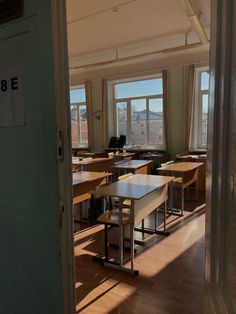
[{"x1": 108, "y1": 136, "x2": 119, "y2": 148}]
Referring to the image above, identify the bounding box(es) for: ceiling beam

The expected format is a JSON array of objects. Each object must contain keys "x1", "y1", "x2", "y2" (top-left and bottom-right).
[{"x1": 180, "y1": 0, "x2": 209, "y2": 44}]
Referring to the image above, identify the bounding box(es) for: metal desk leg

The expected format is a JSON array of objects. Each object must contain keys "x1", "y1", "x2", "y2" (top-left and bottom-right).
[
  {"x1": 119, "y1": 224, "x2": 124, "y2": 266},
  {"x1": 164, "y1": 200, "x2": 167, "y2": 232},
  {"x1": 141, "y1": 219, "x2": 145, "y2": 239},
  {"x1": 181, "y1": 187, "x2": 184, "y2": 216},
  {"x1": 104, "y1": 224, "x2": 109, "y2": 262},
  {"x1": 170, "y1": 180, "x2": 173, "y2": 213}
]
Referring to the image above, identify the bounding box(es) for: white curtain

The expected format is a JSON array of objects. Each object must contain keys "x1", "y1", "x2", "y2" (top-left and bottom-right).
[
  {"x1": 85, "y1": 80, "x2": 93, "y2": 149},
  {"x1": 102, "y1": 79, "x2": 108, "y2": 148},
  {"x1": 184, "y1": 65, "x2": 195, "y2": 152},
  {"x1": 162, "y1": 69, "x2": 168, "y2": 151}
]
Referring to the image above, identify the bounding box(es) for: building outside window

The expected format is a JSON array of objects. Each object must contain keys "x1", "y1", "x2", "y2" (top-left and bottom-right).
[
  {"x1": 70, "y1": 85, "x2": 88, "y2": 147},
  {"x1": 190, "y1": 67, "x2": 209, "y2": 150},
  {"x1": 112, "y1": 74, "x2": 165, "y2": 148}
]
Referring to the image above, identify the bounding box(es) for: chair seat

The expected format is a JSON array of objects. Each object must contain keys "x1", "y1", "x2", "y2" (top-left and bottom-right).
[
  {"x1": 122, "y1": 199, "x2": 131, "y2": 207},
  {"x1": 97, "y1": 209, "x2": 130, "y2": 225}
]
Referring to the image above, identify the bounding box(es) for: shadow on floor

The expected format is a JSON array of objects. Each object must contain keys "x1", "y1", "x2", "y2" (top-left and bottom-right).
[{"x1": 75, "y1": 235, "x2": 205, "y2": 314}]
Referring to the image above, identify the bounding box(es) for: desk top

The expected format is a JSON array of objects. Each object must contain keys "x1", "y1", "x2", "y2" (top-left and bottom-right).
[
  {"x1": 91, "y1": 174, "x2": 173, "y2": 200},
  {"x1": 111, "y1": 159, "x2": 152, "y2": 170},
  {"x1": 157, "y1": 162, "x2": 203, "y2": 172},
  {"x1": 73, "y1": 171, "x2": 112, "y2": 186},
  {"x1": 72, "y1": 157, "x2": 113, "y2": 165}
]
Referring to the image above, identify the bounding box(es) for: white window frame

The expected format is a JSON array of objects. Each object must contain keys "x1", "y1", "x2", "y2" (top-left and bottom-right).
[
  {"x1": 110, "y1": 73, "x2": 165, "y2": 149},
  {"x1": 70, "y1": 84, "x2": 88, "y2": 148},
  {"x1": 191, "y1": 66, "x2": 209, "y2": 151}
]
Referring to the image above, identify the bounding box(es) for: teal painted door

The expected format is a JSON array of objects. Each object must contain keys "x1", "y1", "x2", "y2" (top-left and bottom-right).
[{"x1": 0, "y1": 1, "x2": 71, "y2": 313}]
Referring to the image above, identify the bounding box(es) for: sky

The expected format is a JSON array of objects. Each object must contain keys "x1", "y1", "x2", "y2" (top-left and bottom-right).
[
  {"x1": 115, "y1": 78, "x2": 163, "y2": 99},
  {"x1": 70, "y1": 87, "x2": 86, "y2": 103}
]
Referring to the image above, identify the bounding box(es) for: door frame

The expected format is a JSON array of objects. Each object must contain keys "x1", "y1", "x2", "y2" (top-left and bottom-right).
[{"x1": 51, "y1": 1, "x2": 76, "y2": 313}]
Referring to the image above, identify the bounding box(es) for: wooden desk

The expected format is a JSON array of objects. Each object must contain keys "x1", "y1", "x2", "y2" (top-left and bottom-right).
[
  {"x1": 110, "y1": 160, "x2": 152, "y2": 179},
  {"x1": 176, "y1": 155, "x2": 206, "y2": 191},
  {"x1": 91, "y1": 174, "x2": 173, "y2": 274},
  {"x1": 106, "y1": 147, "x2": 169, "y2": 160},
  {"x1": 72, "y1": 157, "x2": 114, "y2": 172},
  {"x1": 158, "y1": 162, "x2": 203, "y2": 173},
  {"x1": 108, "y1": 152, "x2": 136, "y2": 161},
  {"x1": 157, "y1": 162, "x2": 203, "y2": 215},
  {"x1": 142, "y1": 153, "x2": 171, "y2": 171},
  {"x1": 73, "y1": 171, "x2": 112, "y2": 205}
]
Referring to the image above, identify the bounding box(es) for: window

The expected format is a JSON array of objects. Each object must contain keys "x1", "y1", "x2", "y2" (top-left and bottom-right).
[
  {"x1": 70, "y1": 85, "x2": 88, "y2": 147},
  {"x1": 190, "y1": 67, "x2": 209, "y2": 150},
  {"x1": 112, "y1": 75, "x2": 165, "y2": 148}
]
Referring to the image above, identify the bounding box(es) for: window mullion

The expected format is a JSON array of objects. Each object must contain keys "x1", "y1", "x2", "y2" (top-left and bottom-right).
[
  {"x1": 127, "y1": 99, "x2": 131, "y2": 145},
  {"x1": 114, "y1": 100, "x2": 118, "y2": 137},
  {"x1": 77, "y1": 104, "x2": 81, "y2": 146},
  {"x1": 146, "y1": 98, "x2": 149, "y2": 145}
]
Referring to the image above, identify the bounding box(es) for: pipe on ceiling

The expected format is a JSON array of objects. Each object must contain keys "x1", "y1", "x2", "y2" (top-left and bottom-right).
[
  {"x1": 180, "y1": 0, "x2": 209, "y2": 44},
  {"x1": 70, "y1": 42, "x2": 209, "y2": 71}
]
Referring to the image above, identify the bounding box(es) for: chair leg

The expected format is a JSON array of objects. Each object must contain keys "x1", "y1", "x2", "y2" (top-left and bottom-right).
[
  {"x1": 181, "y1": 188, "x2": 184, "y2": 216},
  {"x1": 154, "y1": 208, "x2": 157, "y2": 231},
  {"x1": 104, "y1": 224, "x2": 109, "y2": 262},
  {"x1": 141, "y1": 219, "x2": 145, "y2": 239},
  {"x1": 164, "y1": 200, "x2": 167, "y2": 232},
  {"x1": 130, "y1": 222, "x2": 134, "y2": 270},
  {"x1": 119, "y1": 224, "x2": 124, "y2": 266}
]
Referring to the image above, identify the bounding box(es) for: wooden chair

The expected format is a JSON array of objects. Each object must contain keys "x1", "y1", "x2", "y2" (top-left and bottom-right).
[
  {"x1": 97, "y1": 207, "x2": 131, "y2": 270},
  {"x1": 159, "y1": 160, "x2": 200, "y2": 215},
  {"x1": 173, "y1": 168, "x2": 199, "y2": 215}
]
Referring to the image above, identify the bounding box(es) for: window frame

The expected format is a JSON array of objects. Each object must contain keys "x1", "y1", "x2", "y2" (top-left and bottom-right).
[
  {"x1": 111, "y1": 73, "x2": 165, "y2": 148},
  {"x1": 191, "y1": 66, "x2": 209, "y2": 151},
  {"x1": 70, "y1": 84, "x2": 89, "y2": 148}
]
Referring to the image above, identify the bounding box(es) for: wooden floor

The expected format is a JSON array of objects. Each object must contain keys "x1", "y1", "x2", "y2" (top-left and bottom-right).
[{"x1": 74, "y1": 197, "x2": 205, "y2": 314}]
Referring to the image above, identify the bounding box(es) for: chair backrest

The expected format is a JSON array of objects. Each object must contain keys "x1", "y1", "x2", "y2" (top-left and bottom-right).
[
  {"x1": 118, "y1": 173, "x2": 133, "y2": 181},
  {"x1": 117, "y1": 135, "x2": 126, "y2": 148},
  {"x1": 160, "y1": 160, "x2": 174, "y2": 167},
  {"x1": 108, "y1": 136, "x2": 119, "y2": 148}
]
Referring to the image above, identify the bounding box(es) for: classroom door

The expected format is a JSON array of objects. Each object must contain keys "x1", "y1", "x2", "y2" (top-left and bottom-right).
[{"x1": 0, "y1": 1, "x2": 74, "y2": 314}]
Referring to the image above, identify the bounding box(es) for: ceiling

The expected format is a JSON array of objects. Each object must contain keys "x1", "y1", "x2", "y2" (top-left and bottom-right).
[{"x1": 66, "y1": 0, "x2": 210, "y2": 70}]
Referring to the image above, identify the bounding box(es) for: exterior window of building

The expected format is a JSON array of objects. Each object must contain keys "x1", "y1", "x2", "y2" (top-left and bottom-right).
[
  {"x1": 70, "y1": 85, "x2": 88, "y2": 147},
  {"x1": 190, "y1": 67, "x2": 209, "y2": 150},
  {"x1": 112, "y1": 75, "x2": 164, "y2": 148}
]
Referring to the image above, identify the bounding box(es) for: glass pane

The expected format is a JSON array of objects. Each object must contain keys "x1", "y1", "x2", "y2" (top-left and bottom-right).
[
  {"x1": 115, "y1": 78, "x2": 163, "y2": 99},
  {"x1": 70, "y1": 105, "x2": 79, "y2": 147},
  {"x1": 149, "y1": 98, "x2": 164, "y2": 145},
  {"x1": 201, "y1": 94, "x2": 208, "y2": 146},
  {"x1": 131, "y1": 99, "x2": 146, "y2": 145},
  {"x1": 201, "y1": 71, "x2": 209, "y2": 91},
  {"x1": 70, "y1": 87, "x2": 86, "y2": 103},
  {"x1": 116, "y1": 102, "x2": 127, "y2": 137},
  {"x1": 79, "y1": 105, "x2": 88, "y2": 145}
]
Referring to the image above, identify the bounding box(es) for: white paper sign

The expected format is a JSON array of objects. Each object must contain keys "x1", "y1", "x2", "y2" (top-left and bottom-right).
[{"x1": 0, "y1": 66, "x2": 25, "y2": 127}]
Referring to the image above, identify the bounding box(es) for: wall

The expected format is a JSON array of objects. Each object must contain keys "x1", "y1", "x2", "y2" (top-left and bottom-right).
[
  {"x1": 0, "y1": 1, "x2": 69, "y2": 313},
  {"x1": 70, "y1": 48, "x2": 209, "y2": 156}
]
